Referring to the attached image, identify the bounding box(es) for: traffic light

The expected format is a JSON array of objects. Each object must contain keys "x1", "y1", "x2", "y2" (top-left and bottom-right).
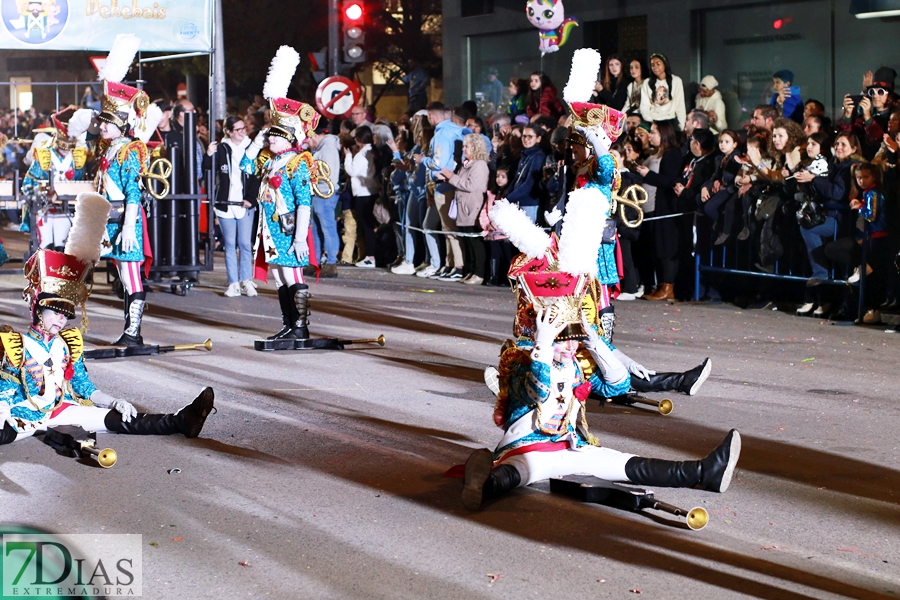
[{"x1": 342, "y1": 0, "x2": 366, "y2": 64}]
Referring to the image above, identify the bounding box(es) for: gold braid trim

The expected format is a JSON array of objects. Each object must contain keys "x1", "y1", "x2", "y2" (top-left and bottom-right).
[
  {"x1": 72, "y1": 147, "x2": 87, "y2": 170},
  {"x1": 286, "y1": 152, "x2": 317, "y2": 185},
  {"x1": 0, "y1": 332, "x2": 24, "y2": 369},
  {"x1": 116, "y1": 140, "x2": 150, "y2": 173},
  {"x1": 35, "y1": 147, "x2": 52, "y2": 171},
  {"x1": 255, "y1": 149, "x2": 275, "y2": 174},
  {"x1": 58, "y1": 328, "x2": 83, "y2": 363}
]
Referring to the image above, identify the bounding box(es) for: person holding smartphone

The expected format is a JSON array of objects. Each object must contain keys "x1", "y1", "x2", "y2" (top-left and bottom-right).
[{"x1": 838, "y1": 68, "x2": 897, "y2": 160}]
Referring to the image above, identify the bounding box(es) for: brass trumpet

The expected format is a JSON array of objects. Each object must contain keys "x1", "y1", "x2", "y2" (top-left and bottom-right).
[
  {"x1": 629, "y1": 395, "x2": 674, "y2": 415},
  {"x1": 611, "y1": 184, "x2": 648, "y2": 228},
  {"x1": 312, "y1": 159, "x2": 335, "y2": 199},
  {"x1": 144, "y1": 157, "x2": 173, "y2": 199}
]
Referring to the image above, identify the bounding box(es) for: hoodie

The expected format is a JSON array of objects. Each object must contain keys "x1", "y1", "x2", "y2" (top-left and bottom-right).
[{"x1": 695, "y1": 89, "x2": 728, "y2": 132}]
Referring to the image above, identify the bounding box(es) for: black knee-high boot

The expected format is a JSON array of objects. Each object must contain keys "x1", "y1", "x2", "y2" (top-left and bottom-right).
[
  {"x1": 624, "y1": 429, "x2": 741, "y2": 493},
  {"x1": 268, "y1": 286, "x2": 294, "y2": 339},
  {"x1": 629, "y1": 358, "x2": 711, "y2": 396},
  {"x1": 0, "y1": 422, "x2": 18, "y2": 445},
  {"x1": 103, "y1": 387, "x2": 215, "y2": 439},
  {"x1": 288, "y1": 283, "x2": 310, "y2": 339},
  {"x1": 112, "y1": 291, "x2": 147, "y2": 346},
  {"x1": 462, "y1": 448, "x2": 522, "y2": 510}
]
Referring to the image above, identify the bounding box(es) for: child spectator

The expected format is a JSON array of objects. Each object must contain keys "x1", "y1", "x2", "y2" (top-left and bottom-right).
[{"x1": 699, "y1": 129, "x2": 744, "y2": 245}]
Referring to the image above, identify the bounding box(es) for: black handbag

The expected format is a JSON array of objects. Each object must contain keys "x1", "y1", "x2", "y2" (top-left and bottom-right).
[
  {"x1": 795, "y1": 193, "x2": 827, "y2": 230},
  {"x1": 601, "y1": 218, "x2": 616, "y2": 244},
  {"x1": 754, "y1": 194, "x2": 781, "y2": 222}
]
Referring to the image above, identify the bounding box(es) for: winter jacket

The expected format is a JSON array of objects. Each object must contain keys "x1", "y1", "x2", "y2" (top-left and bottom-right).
[
  {"x1": 695, "y1": 89, "x2": 728, "y2": 132},
  {"x1": 422, "y1": 119, "x2": 469, "y2": 193},
  {"x1": 202, "y1": 137, "x2": 259, "y2": 215},
  {"x1": 526, "y1": 85, "x2": 565, "y2": 121},
  {"x1": 506, "y1": 146, "x2": 547, "y2": 207},
  {"x1": 448, "y1": 159, "x2": 489, "y2": 227},
  {"x1": 770, "y1": 86, "x2": 803, "y2": 123}
]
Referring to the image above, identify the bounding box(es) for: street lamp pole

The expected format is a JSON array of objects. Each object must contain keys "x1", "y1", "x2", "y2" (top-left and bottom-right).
[{"x1": 328, "y1": 0, "x2": 340, "y2": 75}]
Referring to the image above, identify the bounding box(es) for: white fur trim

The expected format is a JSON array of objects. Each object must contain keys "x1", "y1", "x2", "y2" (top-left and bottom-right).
[
  {"x1": 489, "y1": 199, "x2": 551, "y2": 259},
  {"x1": 563, "y1": 48, "x2": 602, "y2": 104},
  {"x1": 98, "y1": 34, "x2": 141, "y2": 83},
  {"x1": 557, "y1": 186, "x2": 609, "y2": 274},
  {"x1": 66, "y1": 109, "x2": 95, "y2": 140},
  {"x1": 65, "y1": 193, "x2": 112, "y2": 264},
  {"x1": 263, "y1": 46, "x2": 300, "y2": 100},
  {"x1": 133, "y1": 103, "x2": 162, "y2": 143}
]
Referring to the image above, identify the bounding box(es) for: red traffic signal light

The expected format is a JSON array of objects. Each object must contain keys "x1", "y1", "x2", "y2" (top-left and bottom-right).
[{"x1": 345, "y1": 2, "x2": 363, "y2": 21}]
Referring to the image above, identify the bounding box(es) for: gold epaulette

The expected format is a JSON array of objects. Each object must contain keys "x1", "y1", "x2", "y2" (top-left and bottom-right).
[
  {"x1": 58, "y1": 328, "x2": 83, "y2": 363},
  {"x1": 117, "y1": 140, "x2": 150, "y2": 172},
  {"x1": 34, "y1": 147, "x2": 52, "y2": 171},
  {"x1": 255, "y1": 149, "x2": 275, "y2": 174},
  {"x1": 72, "y1": 147, "x2": 87, "y2": 170},
  {"x1": 286, "y1": 152, "x2": 317, "y2": 183},
  {"x1": 0, "y1": 331, "x2": 24, "y2": 369}
]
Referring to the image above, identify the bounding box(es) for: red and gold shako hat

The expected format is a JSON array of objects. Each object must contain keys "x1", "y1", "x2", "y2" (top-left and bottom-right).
[
  {"x1": 269, "y1": 97, "x2": 321, "y2": 144},
  {"x1": 99, "y1": 81, "x2": 150, "y2": 131},
  {"x1": 24, "y1": 250, "x2": 93, "y2": 319},
  {"x1": 568, "y1": 101, "x2": 625, "y2": 146}
]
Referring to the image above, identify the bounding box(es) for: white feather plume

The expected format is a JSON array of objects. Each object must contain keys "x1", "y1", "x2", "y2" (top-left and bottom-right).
[
  {"x1": 563, "y1": 48, "x2": 602, "y2": 104},
  {"x1": 133, "y1": 103, "x2": 163, "y2": 143},
  {"x1": 556, "y1": 187, "x2": 609, "y2": 274},
  {"x1": 66, "y1": 109, "x2": 95, "y2": 140},
  {"x1": 65, "y1": 192, "x2": 112, "y2": 264},
  {"x1": 97, "y1": 34, "x2": 141, "y2": 83},
  {"x1": 263, "y1": 46, "x2": 300, "y2": 100},
  {"x1": 489, "y1": 199, "x2": 552, "y2": 259}
]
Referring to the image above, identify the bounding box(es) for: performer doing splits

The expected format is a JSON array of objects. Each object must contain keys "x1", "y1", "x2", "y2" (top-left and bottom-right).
[
  {"x1": 94, "y1": 34, "x2": 163, "y2": 346},
  {"x1": 0, "y1": 193, "x2": 215, "y2": 448},
  {"x1": 241, "y1": 46, "x2": 322, "y2": 340},
  {"x1": 466, "y1": 183, "x2": 740, "y2": 510}
]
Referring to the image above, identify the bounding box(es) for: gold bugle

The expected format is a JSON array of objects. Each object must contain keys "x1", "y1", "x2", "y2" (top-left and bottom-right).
[
  {"x1": 172, "y1": 339, "x2": 213, "y2": 352},
  {"x1": 85, "y1": 445, "x2": 117, "y2": 469},
  {"x1": 348, "y1": 334, "x2": 385, "y2": 346},
  {"x1": 686, "y1": 507, "x2": 710, "y2": 530},
  {"x1": 613, "y1": 184, "x2": 648, "y2": 229},
  {"x1": 630, "y1": 396, "x2": 674, "y2": 415}
]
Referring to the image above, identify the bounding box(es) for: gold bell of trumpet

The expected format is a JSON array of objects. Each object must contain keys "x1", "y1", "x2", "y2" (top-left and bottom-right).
[
  {"x1": 611, "y1": 184, "x2": 648, "y2": 228},
  {"x1": 312, "y1": 160, "x2": 335, "y2": 199}
]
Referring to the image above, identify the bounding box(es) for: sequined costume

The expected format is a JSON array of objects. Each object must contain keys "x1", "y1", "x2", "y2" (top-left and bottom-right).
[
  {"x1": 240, "y1": 150, "x2": 314, "y2": 270},
  {"x1": 97, "y1": 137, "x2": 148, "y2": 263}
]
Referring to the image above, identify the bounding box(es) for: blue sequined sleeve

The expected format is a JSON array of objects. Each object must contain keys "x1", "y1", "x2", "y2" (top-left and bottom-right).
[
  {"x1": 119, "y1": 150, "x2": 144, "y2": 207},
  {"x1": 21, "y1": 160, "x2": 45, "y2": 196},
  {"x1": 240, "y1": 153, "x2": 258, "y2": 176},
  {"x1": 289, "y1": 160, "x2": 312, "y2": 209}
]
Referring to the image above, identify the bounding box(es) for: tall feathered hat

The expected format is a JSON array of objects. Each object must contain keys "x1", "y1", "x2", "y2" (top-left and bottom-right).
[
  {"x1": 24, "y1": 192, "x2": 112, "y2": 328},
  {"x1": 563, "y1": 49, "x2": 626, "y2": 148},
  {"x1": 97, "y1": 34, "x2": 151, "y2": 132},
  {"x1": 489, "y1": 188, "x2": 609, "y2": 341},
  {"x1": 263, "y1": 46, "x2": 320, "y2": 144},
  {"x1": 50, "y1": 105, "x2": 94, "y2": 151}
]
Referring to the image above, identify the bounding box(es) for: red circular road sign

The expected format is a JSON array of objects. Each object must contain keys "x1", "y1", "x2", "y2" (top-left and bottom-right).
[{"x1": 315, "y1": 76, "x2": 362, "y2": 119}]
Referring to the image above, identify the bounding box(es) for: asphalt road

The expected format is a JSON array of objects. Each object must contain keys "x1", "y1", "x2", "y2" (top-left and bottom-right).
[{"x1": 1, "y1": 259, "x2": 898, "y2": 599}]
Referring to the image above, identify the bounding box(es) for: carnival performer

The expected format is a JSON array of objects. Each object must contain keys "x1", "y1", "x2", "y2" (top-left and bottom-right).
[
  {"x1": 93, "y1": 34, "x2": 163, "y2": 346},
  {"x1": 464, "y1": 196, "x2": 740, "y2": 510},
  {"x1": 241, "y1": 46, "x2": 322, "y2": 340},
  {"x1": 20, "y1": 105, "x2": 94, "y2": 249},
  {"x1": 0, "y1": 192, "x2": 215, "y2": 447}
]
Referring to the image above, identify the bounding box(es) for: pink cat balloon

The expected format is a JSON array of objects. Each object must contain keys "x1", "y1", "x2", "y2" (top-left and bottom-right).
[{"x1": 526, "y1": 0, "x2": 579, "y2": 55}]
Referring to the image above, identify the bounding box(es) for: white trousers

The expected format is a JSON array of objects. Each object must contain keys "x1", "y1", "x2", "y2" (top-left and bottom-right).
[
  {"x1": 12, "y1": 405, "x2": 111, "y2": 441},
  {"x1": 503, "y1": 445, "x2": 637, "y2": 487}
]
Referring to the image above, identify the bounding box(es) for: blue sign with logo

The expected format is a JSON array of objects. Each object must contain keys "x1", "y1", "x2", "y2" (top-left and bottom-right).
[{"x1": 1, "y1": 0, "x2": 69, "y2": 45}]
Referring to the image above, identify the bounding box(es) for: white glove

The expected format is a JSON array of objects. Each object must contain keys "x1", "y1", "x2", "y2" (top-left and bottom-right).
[
  {"x1": 244, "y1": 128, "x2": 268, "y2": 160},
  {"x1": 532, "y1": 307, "x2": 566, "y2": 364},
  {"x1": 544, "y1": 207, "x2": 563, "y2": 226},
  {"x1": 91, "y1": 391, "x2": 137, "y2": 423},
  {"x1": 576, "y1": 125, "x2": 611, "y2": 158},
  {"x1": 0, "y1": 404, "x2": 18, "y2": 430},
  {"x1": 115, "y1": 203, "x2": 140, "y2": 253},
  {"x1": 291, "y1": 206, "x2": 311, "y2": 262},
  {"x1": 612, "y1": 348, "x2": 656, "y2": 381}
]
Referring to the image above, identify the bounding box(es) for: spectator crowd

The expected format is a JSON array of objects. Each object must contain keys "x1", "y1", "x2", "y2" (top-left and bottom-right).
[{"x1": 3, "y1": 59, "x2": 899, "y2": 328}]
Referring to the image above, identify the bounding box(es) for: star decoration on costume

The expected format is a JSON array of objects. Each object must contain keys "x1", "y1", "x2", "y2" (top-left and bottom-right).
[
  {"x1": 101, "y1": 239, "x2": 112, "y2": 249},
  {"x1": 267, "y1": 246, "x2": 278, "y2": 258}
]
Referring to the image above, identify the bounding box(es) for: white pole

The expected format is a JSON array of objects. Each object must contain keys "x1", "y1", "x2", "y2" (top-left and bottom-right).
[{"x1": 212, "y1": 0, "x2": 227, "y2": 120}]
